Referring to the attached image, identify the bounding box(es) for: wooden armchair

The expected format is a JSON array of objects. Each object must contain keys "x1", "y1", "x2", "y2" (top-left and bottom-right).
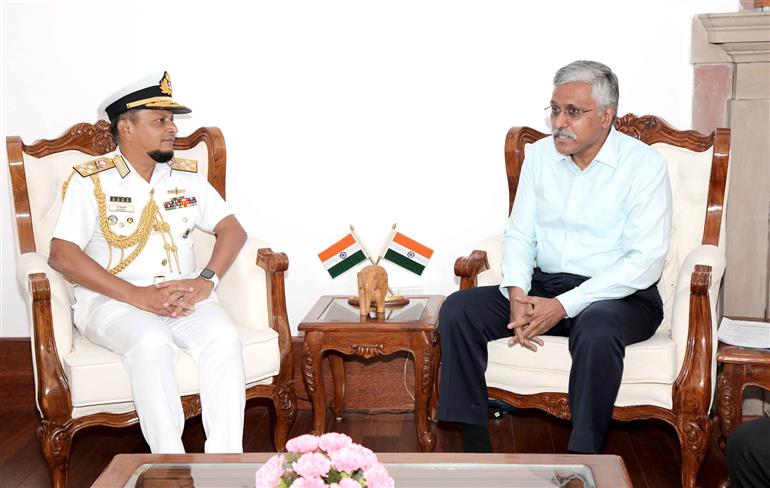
[
  {"x1": 454, "y1": 114, "x2": 730, "y2": 488},
  {"x1": 6, "y1": 121, "x2": 297, "y2": 488}
]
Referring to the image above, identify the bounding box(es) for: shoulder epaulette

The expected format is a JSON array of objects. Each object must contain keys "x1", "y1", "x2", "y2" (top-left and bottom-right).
[
  {"x1": 72, "y1": 155, "x2": 130, "y2": 178},
  {"x1": 169, "y1": 157, "x2": 198, "y2": 173}
]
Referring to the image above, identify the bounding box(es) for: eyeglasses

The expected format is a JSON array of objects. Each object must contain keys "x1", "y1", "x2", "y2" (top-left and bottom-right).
[{"x1": 544, "y1": 105, "x2": 593, "y2": 121}]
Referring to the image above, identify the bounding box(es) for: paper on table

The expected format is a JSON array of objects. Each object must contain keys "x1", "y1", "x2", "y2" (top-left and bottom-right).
[{"x1": 718, "y1": 317, "x2": 770, "y2": 349}]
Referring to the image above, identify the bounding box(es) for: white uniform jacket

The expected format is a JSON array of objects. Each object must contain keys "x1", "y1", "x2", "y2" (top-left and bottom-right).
[{"x1": 52, "y1": 152, "x2": 232, "y2": 331}]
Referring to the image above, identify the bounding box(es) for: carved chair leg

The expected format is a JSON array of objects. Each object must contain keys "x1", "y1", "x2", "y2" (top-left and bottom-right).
[
  {"x1": 273, "y1": 381, "x2": 297, "y2": 451},
  {"x1": 675, "y1": 414, "x2": 712, "y2": 488},
  {"x1": 37, "y1": 420, "x2": 74, "y2": 488}
]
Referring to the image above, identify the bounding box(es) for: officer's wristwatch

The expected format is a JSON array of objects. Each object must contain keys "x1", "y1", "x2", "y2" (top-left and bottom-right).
[{"x1": 199, "y1": 267, "x2": 219, "y2": 289}]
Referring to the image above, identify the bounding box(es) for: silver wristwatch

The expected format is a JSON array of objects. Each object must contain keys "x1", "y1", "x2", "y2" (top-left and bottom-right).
[{"x1": 199, "y1": 267, "x2": 220, "y2": 289}]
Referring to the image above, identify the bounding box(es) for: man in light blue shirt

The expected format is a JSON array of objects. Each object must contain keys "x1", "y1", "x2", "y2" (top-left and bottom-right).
[{"x1": 438, "y1": 60, "x2": 672, "y2": 454}]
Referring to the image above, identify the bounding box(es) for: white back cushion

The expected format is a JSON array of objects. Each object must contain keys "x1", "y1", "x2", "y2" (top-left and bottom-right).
[{"x1": 651, "y1": 142, "x2": 714, "y2": 335}]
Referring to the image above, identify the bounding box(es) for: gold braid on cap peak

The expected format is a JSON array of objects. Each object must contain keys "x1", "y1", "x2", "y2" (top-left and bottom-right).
[{"x1": 91, "y1": 174, "x2": 179, "y2": 275}]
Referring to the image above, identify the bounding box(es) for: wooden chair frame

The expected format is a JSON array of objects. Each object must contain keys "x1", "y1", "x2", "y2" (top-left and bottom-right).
[
  {"x1": 453, "y1": 114, "x2": 730, "y2": 488},
  {"x1": 6, "y1": 121, "x2": 297, "y2": 488}
]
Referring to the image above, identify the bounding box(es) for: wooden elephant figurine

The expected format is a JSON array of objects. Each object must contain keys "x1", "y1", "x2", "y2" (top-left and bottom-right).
[{"x1": 357, "y1": 264, "x2": 388, "y2": 315}]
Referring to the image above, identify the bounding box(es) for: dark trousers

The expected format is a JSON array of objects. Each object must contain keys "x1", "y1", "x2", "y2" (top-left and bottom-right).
[
  {"x1": 437, "y1": 269, "x2": 663, "y2": 453},
  {"x1": 727, "y1": 417, "x2": 770, "y2": 488}
]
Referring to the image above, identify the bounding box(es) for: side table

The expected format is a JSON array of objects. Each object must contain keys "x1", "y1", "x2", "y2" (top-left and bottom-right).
[
  {"x1": 298, "y1": 295, "x2": 443, "y2": 452},
  {"x1": 716, "y1": 317, "x2": 770, "y2": 446}
]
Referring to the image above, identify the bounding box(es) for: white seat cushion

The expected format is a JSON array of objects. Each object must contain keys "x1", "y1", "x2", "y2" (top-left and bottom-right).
[{"x1": 64, "y1": 324, "x2": 280, "y2": 409}]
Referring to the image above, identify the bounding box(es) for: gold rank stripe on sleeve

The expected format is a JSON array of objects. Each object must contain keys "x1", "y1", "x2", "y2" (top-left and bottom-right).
[
  {"x1": 72, "y1": 155, "x2": 130, "y2": 178},
  {"x1": 168, "y1": 157, "x2": 198, "y2": 173}
]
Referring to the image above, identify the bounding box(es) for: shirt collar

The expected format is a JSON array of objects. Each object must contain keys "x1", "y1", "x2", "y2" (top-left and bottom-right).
[
  {"x1": 551, "y1": 126, "x2": 620, "y2": 169},
  {"x1": 118, "y1": 152, "x2": 172, "y2": 187},
  {"x1": 592, "y1": 126, "x2": 620, "y2": 168}
]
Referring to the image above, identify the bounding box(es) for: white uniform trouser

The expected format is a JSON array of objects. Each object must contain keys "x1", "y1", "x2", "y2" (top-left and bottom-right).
[{"x1": 85, "y1": 298, "x2": 246, "y2": 454}]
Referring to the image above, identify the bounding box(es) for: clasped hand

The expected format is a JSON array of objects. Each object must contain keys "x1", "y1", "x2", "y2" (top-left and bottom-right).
[
  {"x1": 506, "y1": 296, "x2": 566, "y2": 352},
  {"x1": 133, "y1": 278, "x2": 214, "y2": 317}
]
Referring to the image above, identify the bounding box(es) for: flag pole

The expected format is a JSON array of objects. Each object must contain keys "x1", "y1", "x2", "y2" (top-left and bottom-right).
[
  {"x1": 350, "y1": 224, "x2": 375, "y2": 264},
  {"x1": 375, "y1": 223, "x2": 397, "y2": 265}
]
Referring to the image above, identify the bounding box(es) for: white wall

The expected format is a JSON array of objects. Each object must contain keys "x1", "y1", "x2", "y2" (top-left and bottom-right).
[{"x1": 1, "y1": 0, "x2": 737, "y2": 337}]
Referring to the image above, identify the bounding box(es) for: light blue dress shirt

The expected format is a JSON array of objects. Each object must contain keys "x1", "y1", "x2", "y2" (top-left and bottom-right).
[{"x1": 499, "y1": 127, "x2": 672, "y2": 318}]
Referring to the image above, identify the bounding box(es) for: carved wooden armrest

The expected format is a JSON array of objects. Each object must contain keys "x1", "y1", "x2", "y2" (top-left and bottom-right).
[
  {"x1": 256, "y1": 248, "x2": 294, "y2": 380},
  {"x1": 15, "y1": 252, "x2": 74, "y2": 418},
  {"x1": 673, "y1": 264, "x2": 714, "y2": 414},
  {"x1": 29, "y1": 272, "x2": 73, "y2": 418},
  {"x1": 454, "y1": 250, "x2": 489, "y2": 290}
]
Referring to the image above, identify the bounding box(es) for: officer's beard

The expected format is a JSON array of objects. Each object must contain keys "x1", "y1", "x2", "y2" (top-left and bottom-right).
[{"x1": 147, "y1": 150, "x2": 174, "y2": 163}]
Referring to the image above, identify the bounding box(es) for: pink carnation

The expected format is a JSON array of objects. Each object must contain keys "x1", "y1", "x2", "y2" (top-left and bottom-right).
[
  {"x1": 333, "y1": 478, "x2": 362, "y2": 488},
  {"x1": 286, "y1": 434, "x2": 320, "y2": 453},
  {"x1": 329, "y1": 443, "x2": 377, "y2": 473},
  {"x1": 290, "y1": 477, "x2": 326, "y2": 488},
  {"x1": 363, "y1": 463, "x2": 395, "y2": 488},
  {"x1": 293, "y1": 452, "x2": 331, "y2": 479},
  {"x1": 254, "y1": 454, "x2": 285, "y2": 488},
  {"x1": 318, "y1": 432, "x2": 353, "y2": 453},
  {"x1": 265, "y1": 434, "x2": 390, "y2": 488}
]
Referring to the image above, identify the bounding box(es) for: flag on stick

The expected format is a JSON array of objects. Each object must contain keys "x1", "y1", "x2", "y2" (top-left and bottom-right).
[
  {"x1": 383, "y1": 232, "x2": 433, "y2": 275},
  {"x1": 318, "y1": 233, "x2": 368, "y2": 278}
]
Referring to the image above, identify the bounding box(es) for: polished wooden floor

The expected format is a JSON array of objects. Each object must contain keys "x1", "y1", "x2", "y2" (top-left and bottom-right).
[{"x1": 0, "y1": 399, "x2": 728, "y2": 488}]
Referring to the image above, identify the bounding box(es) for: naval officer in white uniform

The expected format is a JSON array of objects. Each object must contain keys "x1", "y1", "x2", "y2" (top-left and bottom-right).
[{"x1": 48, "y1": 72, "x2": 248, "y2": 454}]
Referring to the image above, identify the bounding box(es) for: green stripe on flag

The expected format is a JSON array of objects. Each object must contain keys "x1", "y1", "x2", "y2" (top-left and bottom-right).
[
  {"x1": 327, "y1": 250, "x2": 367, "y2": 278},
  {"x1": 384, "y1": 248, "x2": 425, "y2": 275}
]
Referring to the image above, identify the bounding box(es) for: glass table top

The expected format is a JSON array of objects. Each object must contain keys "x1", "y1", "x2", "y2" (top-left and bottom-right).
[
  {"x1": 126, "y1": 462, "x2": 596, "y2": 487},
  {"x1": 318, "y1": 297, "x2": 429, "y2": 322}
]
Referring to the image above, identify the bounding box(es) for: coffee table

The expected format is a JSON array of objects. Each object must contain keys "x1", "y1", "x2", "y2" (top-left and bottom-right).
[
  {"x1": 298, "y1": 295, "x2": 443, "y2": 452},
  {"x1": 93, "y1": 452, "x2": 632, "y2": 487}
]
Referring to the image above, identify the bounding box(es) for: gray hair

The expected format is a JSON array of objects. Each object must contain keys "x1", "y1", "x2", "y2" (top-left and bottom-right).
[{"x1": 553, "y1": 60, "x2": 619, "y2": 115}]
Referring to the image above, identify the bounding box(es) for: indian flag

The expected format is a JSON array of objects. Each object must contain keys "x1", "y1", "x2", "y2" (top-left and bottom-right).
[
  {"x1": 383, "y1": 232, "x2": 433, "y2": 275},
  {"x1": 318, "y1": 233, "x2": 368, "y2": 278}
]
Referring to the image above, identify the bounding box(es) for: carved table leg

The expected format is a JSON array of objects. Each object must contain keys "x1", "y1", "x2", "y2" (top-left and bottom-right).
[
  {"x1": 413, "y1": 332, "x2": 436, "y2": 452},
  {"x1": 328, "y1": 353, "x2": 345, "y2": 420},
  {"x1": 718, "y1": 363, "x2": 743, "y2": 449},
  {"x1": 302, "y1": 333, "x2": 326, "y2": 435},
  {"x1": 429, "y1": 334, "x2": 441, "y2": 422}
]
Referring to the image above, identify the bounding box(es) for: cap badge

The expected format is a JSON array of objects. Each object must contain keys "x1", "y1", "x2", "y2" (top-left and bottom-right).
[{"x1": 159, "y1": 71, "x2": 173, "y2": 96}]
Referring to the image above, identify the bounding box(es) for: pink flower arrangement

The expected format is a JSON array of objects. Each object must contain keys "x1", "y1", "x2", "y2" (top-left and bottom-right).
[{"x1": 255, "y1": 433, "x2": 395, "y2": 488}]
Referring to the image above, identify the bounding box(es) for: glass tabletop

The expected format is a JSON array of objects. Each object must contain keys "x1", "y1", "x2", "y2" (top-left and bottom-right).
[
  {"x1": 318, "y1": 297, "x2": 429, "y2": 322},
  {"x1": 126, "y1": 462, "x2": 597, "y2": 487}
]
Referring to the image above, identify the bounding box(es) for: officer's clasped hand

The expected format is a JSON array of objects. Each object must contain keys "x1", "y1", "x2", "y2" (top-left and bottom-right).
[{"x1": 156, "y1": 278, "x2": 214, "y2": 317}]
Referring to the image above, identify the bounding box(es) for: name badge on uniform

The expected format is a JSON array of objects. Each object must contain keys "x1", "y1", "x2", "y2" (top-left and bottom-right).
[
  {"x1": 108, "y1": 196, "x2": 134, "y2": 213},
  {"x1": 163, "y1": 195, "x2": 197, "y2": 211}
]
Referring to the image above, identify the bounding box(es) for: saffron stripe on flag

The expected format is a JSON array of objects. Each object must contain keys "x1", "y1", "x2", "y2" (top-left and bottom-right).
[
  {"x1": 384, "y1": 248, "x2": 425, "y2": 275},
  {"x1": 327, "y1": 249, "x2": 367, "y2": 278},
  {"x1": 393, "y1": 232, "x2": 433, "y2": 258},
  {"x1": 318, "y1": 233, "x2": 357, "y2": 262}
]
